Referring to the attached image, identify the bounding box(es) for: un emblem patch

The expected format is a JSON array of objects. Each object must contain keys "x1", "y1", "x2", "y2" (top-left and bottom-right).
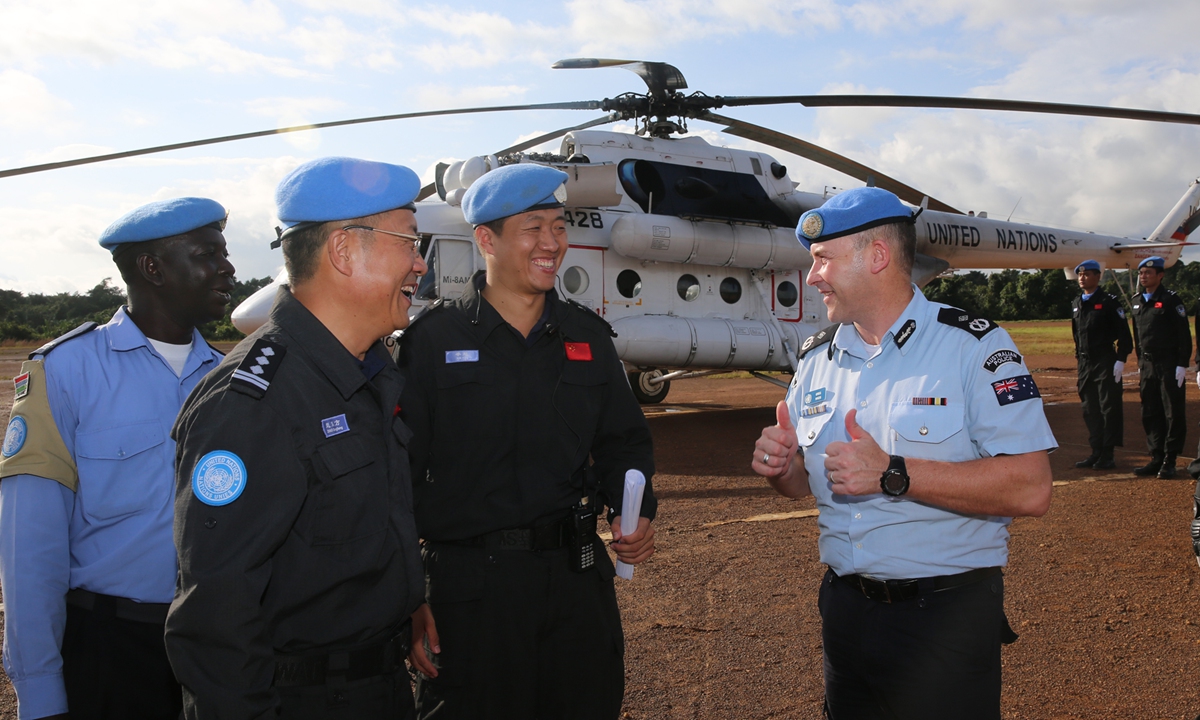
[
  {"x1": 1, "y1": 416, "x2": 27, "y2": 458},
  {"x1": 801, "y1": 213, "x2": 824, "y2": 239},
  {"x1": 191, "y1": 450, "x2": 247, "y2": 506}
]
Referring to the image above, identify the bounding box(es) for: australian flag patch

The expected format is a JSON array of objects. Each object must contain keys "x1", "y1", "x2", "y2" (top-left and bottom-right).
[{"x1": 991, "y1": 374, "x2": 1040, "y2": 406}]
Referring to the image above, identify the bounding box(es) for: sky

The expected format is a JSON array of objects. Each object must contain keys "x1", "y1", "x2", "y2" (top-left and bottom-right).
[{"x1": 4, "y1": 0, "x2": 1200, "y2": 294}]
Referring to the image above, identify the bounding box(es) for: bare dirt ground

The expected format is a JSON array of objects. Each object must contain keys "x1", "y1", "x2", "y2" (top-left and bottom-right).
[{"x1": 1, "y1": 337, "x2": 1199, "y2": 719}]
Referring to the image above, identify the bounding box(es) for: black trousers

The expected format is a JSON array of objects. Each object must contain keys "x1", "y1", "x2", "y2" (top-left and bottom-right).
[
  {"x1": 276, "y1": 667, "x2": 415, "y2": 720},
  {"x1": 62, "y1": 602, "x2": 182, "y2": 720},
  {"x1": 818, "y1": 568, "x2": 1008, "y2": 720},
  {"x1": 414, "y1": 539, "x2": 624, "y2": 720},
  {"x1": 1078, "y1": 353, "x2": 1123, "y2": 449},
  {"x1": 1139, "y1": 360, "x2": 1187, "y2": 457}
]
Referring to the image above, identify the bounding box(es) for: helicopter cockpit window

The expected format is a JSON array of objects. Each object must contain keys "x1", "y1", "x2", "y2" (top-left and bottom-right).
[
  {"x1": 563, "y1": 266, "x2": 589, "y2": 295},
  {"x1": 415, "y1": 239, "x2": 439, "y2": 300},
  {"x1": 776, "y1": 281, "x2": 798, "y2": 308},
  {"x1": 719, "y1": 277, "x2": 742, "y2": 304},
  {"x1": 616, "y1": 269, "x2": 642, "y2": 299},
  {"x1": 617, "y1": 159, "x2": 792, "y2": 226},
  {"x1": 677, "y1": 274, "x2": 700, "y2": 302}
]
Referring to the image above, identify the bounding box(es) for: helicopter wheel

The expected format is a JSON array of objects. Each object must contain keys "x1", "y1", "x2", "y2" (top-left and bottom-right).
[{"x1": 630, "y1": 369, "x2": 670, "y2": 404}]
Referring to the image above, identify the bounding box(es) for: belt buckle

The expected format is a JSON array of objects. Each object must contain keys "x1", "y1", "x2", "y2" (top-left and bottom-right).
[
  {"x1": 856, "y1": 577, "x2": 891, "y2": 603},
  {"x1": 499, "y1": 528, "x2": 529, "y2": 548}
]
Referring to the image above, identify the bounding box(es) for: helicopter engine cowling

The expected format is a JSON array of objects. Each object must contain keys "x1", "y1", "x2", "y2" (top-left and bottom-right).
[
  {"x1": 611, "y1": 315, "x2": 810, "y2": 371},
  {"x1": 610, "y1": 214, "x2": 809, "y2": 270}
]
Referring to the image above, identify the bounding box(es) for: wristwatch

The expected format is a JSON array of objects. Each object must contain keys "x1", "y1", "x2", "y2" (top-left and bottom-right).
[{"x1": 880, "y1": 455, "x2": 909, "y2": 496}]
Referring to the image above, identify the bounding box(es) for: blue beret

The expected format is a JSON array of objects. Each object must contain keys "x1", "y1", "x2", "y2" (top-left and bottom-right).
[
  {"x1": 795, "y1": 187, "x2": 918, "y2": 250},
  {"x1": 462, "y1": 164, "x2": 569, "y2": 226},
  {"x1": 1138, "y1": 256, "x2": 1166, "y2": 271},
  {"x1": 1075, "y1": 260, "x2": 1101, "y2": 273},
  {"x1": 276, "y1": 157, "x2": 420, "y2": 229},
  {"x1": 98, "y1": 197, "x2": 227, "y2": 252}
]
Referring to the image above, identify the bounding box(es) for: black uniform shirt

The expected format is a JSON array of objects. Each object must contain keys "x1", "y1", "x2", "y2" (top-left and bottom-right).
[
  {"x1": 395, "y1": 272, "x2": 657, "y2": 541},
  {"x1": 1071, "y1": 290, "x2": 1132, "y2": 360},
  {"x1": 1131, "y1": 285, "x2": 1192, "y2": 367},
  {"x1": 166, "y1": 287, "x2": 424, "y2": 719}
]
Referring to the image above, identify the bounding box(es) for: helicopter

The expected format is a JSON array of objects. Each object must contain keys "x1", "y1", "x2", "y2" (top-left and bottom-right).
[{"x1": 6, "y1": 59, "x2": 1200, "y2": 403}]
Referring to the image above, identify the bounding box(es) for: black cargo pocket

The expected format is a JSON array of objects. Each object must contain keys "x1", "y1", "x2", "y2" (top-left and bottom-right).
[
  {"x1": 304, "y1": 434, "x2": 387, "y2": 545},
  {"x1": 434, "y1": 363, "x2": 494, "y2": 389},
  {"x1": 421, "y1": 544, "x2": 487, "y2": 690}
]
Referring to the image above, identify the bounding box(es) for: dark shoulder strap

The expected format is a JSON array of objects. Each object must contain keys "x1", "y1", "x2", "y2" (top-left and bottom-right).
[{"x1": 29, "y1": 322, "x2": 98, "y2": 360}]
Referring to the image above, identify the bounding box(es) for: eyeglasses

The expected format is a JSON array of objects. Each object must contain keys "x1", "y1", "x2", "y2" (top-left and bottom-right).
[{"x1": 343, "y1": 225, "x2": 422, "y2": 258}]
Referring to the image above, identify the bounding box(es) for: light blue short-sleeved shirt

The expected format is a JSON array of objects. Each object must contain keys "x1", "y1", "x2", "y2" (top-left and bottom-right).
[
  {"x1": 786, "y1": 288, "x2": 1057, "y2": 580},
  {"x1": 0, "y1": 307, "x2": 223, "y2": 719}
]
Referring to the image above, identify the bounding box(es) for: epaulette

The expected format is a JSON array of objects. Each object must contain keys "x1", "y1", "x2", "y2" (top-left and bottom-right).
[
  {"x1": 798, "y1": 323, "x2": 839, "y2": 360},
  {"x1": 403, "y1": 298, "x2": 445, "y2": 334},
  {"x1": 937, "y1": 307, "x2": 998, "y2": 340},
  {"x1": 29, "y1": 322, "x2": 98, "y2": 360},
  {"x1": 566, "y1": 299, "x2": 617, "y2": 338},
  {"x1": 229, "y1": 338, "x2": 287, "y2": 399}
]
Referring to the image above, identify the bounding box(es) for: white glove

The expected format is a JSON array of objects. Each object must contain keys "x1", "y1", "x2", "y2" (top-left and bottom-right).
[
  {"x1": 1176, "y1": 366, "x2": 1187, "y2": 388},
  {"x1": 1113, "y1": 361, "x2": 1124, "y2": 384}
]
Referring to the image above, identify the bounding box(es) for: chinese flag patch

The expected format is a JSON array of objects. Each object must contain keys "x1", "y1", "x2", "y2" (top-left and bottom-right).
[
  {"x1": 1155, "y1": 302, "x2": 1163, "y2": 308},
  {"x1": 1094, "y1": 304, "x2": 1103, "y2": 310},
  {"x1": 564, "y1": 342, "x2": 593, "y2": 361}
]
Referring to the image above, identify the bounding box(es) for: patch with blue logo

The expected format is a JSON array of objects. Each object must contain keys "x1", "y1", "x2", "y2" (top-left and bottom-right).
[
  {"x1": 445, "y1": 350, "x2": 479, "y2": 364},
  {"x1": 322, "y1": 414, "x2": 350, "y2": 438},
  {"x1": 2, "y1": 416, "x2": 27, "y2": 458},
  {"x1": 191, "y1": 450, "x2": 247, "y2": 506},
  {"x1": 803, "y1": 388, "x2": 826, "y2": 406}
]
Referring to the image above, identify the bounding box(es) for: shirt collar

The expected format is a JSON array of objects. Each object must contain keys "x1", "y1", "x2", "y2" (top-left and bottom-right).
[
  {"x1": 831, "y1": 286, "x2": 927, "y2": 359},
  {"x1": 270, "y1": 286, "x2": 376, "y2": 400},
  {"x1": 458, "y1": 270, "x2": 565, "y2": 344},
  {"x1": 107, "y1": 305, "x2": 219, "y2": 372},
  {"x1": 1081, "y1": 292, "x2": 1094, "y2": 301}
]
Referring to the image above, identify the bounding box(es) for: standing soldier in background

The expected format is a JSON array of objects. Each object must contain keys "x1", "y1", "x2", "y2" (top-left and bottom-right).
[
  {"x1": 166, "y1": 157, "x2": 428, "y2": 719},
  {"x1": 1130, "y1": 256, "x2": 1192, "y2": 479},
  {"x1": 0, "y1": 198, "x2": 234, "y2": 720},
  {"x1": 1071, "y1": 260, "x2": 1132, "y2": 470}
]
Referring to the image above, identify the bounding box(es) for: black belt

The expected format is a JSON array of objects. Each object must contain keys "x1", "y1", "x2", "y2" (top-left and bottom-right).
[
  {"x1": 445, "y1": 516, "x2": 571, "y2": 551},
  {"x1": 273, "y1": 620, "x2": 412, "y2": 688},
  {"x1": 833, "y1": 566, "x2": 1001, "y2": 603},
  {"x1": 65, "y1": 588, "x2": 170, "y2": 625}
]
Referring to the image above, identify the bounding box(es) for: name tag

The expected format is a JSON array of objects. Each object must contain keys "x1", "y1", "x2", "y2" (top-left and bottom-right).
[
  {"x1": 321, "y1": 414, "x2": 350, "y2": 438},
  {"x1": 446, "y1": 350, "x2": 479, "y2": 364}
]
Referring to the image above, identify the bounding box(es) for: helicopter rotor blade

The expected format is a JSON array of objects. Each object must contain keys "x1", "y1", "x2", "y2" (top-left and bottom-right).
[
  {"x1": 414, "y1": 112, "x2": 620, "y2": 202},
  {"x1": 0, "y1": 100, "x2": 604, "y2": 180},
  {"x1": 702, "y1": 112, "x2": 963, "y2": 214},
  {"x1": 718, "y1": 94, "x2": 1200, "y2": 126},
  {"x1": 553, "y1": 58, "x2": 687, "y2": 98}
]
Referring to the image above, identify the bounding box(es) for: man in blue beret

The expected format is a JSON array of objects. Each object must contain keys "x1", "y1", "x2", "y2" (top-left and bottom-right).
[
  {"x1": 753, "y1": 186, "x2": 1055, "y2": 719},
  {"x1": 1070, "y1": 260, "x2": 1132, "y2": 471},
  {"x1": 167, "y1": 157, "x2": 428, "y2": 719},
  {"x1": 1129, "y1": 255, "x2": 1191, "y2": 478},
  {"x1": 0, "y1": 197, "x2": 235, "y2": 720},
  {"x1": 396, "y1": 162, "x2": 656, "y2": 719}
]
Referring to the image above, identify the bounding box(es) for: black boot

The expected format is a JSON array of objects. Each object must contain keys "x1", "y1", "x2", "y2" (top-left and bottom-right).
[
  {"x1": 1074, "y1": 452, "x2": 1100, "y2": 469},
  {"x1": 1158, "y1": 455, "x2": 1178, "y2": 479},
  {"x1": 1134, "y1": 456, "x2": 1164, "y2": 476},
  {"x1": 1094, "y1": 447, "x2": 1116, "y2": 470}
]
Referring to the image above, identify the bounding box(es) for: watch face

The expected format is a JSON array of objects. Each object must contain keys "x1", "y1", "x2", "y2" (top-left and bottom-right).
[{"x1": 882, "y1": 470, "x2": 909, "y2": 496}]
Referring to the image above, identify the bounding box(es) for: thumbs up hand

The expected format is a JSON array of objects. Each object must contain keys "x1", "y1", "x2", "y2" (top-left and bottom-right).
[
  {"x1": 753, "y1": 401, "x2": 799, "y2": 482},
  {"x1": 824, "y1": 409, "x2": 890, "y2": 496}
]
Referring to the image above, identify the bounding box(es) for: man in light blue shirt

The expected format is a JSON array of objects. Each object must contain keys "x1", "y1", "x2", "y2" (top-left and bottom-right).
[
  {"x1": 0, "y1": 198, "x2": 235, "y2": 720},
  {"x1": 753, "y1": 187, "x2": 1055, "y2": 719}
]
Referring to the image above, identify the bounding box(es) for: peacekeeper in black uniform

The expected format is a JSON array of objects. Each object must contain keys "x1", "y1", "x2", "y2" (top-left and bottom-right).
[
  {"x1": 396, "y1": 163, "x2": 657, "y2": 720},
  {"x1": 1130, "y1": 255, "x2": 1192, "y2": 479},
  {"x1": 1071, "y1": 259, "x2": 1133, "y2": 470},
  {"x1": 166, "y1": 157, "x2": 429, "y2": 719}
]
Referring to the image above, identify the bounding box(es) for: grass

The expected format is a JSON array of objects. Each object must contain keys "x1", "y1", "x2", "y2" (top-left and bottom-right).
[{"x1": 996, "y1": 320, "x2": 1074, "y2": 356}]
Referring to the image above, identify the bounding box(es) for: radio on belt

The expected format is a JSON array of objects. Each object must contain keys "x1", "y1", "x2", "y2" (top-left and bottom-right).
[{"x1": 568, "y1": 496, "x2": 597, "y2": 573}]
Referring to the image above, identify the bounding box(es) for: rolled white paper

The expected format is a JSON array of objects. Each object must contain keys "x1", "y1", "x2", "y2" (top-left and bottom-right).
[{"x1": 615, "y1": 469, "x2": 646, "y2": 580}]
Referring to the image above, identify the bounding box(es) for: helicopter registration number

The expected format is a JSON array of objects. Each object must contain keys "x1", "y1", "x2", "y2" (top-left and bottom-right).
[{"x1": 563, "y1": 211, "x2": 605, "y2": 229}]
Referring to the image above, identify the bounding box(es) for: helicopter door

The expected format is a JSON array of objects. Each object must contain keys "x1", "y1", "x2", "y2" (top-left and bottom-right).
[
  {"x1": 415, "y1": 236, "x2": 477, "y2": 302},
  {"x1": 771, "y1": 270, "x2": 802, "y2": 322},
  {"x1": 559, "y1": 247, "x2": 604, "y2": 313}
]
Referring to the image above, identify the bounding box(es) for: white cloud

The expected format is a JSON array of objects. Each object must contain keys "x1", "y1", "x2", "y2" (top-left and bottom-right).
[{"x1": 0, "y1": 71, "x2": 74, "y2": 132}]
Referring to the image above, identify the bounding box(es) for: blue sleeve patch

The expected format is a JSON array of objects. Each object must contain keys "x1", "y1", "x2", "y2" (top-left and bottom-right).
[
  {"x1": 991, "y1": 375, "x2": 1041, "y2": 406},
  {"x1": 2, "y1": 416, "x2": 27, "y2": 458},
  {"x1": 191, "y1": 450, "x2": 247, "y2": 506}
]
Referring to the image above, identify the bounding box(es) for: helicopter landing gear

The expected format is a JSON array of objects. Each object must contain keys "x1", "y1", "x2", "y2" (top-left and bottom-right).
[{"x1": 630, "y1": 369, "x2": 671, "y2": 404}]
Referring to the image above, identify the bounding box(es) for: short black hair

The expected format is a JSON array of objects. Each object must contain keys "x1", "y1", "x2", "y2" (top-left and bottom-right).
[
  {"x1": 478, "y1": 215, "x2": 509, "y2": 237},
  {"x1": 281, "y1": 222, "x2": 333, "y2": 284},
  {"x1": 112, "y1": 237, "x2": 165, "y2": 287},
  {"x1": 855, "y1": 221, "x2": 916, "y2": 276}
]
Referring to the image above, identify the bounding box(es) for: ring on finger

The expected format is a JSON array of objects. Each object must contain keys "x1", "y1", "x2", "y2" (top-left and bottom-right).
[{"x1": 762, "y1": 452, "x2": 770, "y2": 465}]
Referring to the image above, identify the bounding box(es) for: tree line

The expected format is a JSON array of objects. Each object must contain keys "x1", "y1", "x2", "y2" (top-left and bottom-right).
[{"x1": 0, "y1": 277, "x2": 273, "y2": 343}]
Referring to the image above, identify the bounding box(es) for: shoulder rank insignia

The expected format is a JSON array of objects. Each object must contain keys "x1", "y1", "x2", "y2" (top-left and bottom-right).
[
  {"x1": 798, "y1": 323, "x2": 840, "y2": 360},
  {"x1": 937, "y1": 307, "x2": 997, "y2": 340},
  {"x1": 567, "y1": 299, "x2": 617, "y2": 338},
  {"x1": 230, "y1": 338, "x2": 286, "y2": 399},
  {"x1": 29, "y1": 321, "x2": 97, "y2": 360}
]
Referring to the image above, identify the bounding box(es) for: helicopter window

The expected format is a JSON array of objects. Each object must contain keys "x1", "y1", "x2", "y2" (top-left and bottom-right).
[
  {"x1": 750, "y1": 157, "x2": 763, "y2": 176},
  {"x1": 616, "y1": 269, "x2": 642, "y2": 298},
  {"x1": 719, "y1": 277, "x2": 742, "y2": 304},
  {"x1": 617, "y1": 159, "x2": 792, "y2": 226},
  {"x1": 776, "y1": 281, "x2": 798, "y2": 308},
  {"x1": 563, "y1": 266, "x2": 589, "y2": 295},
  {"x1": 677, "y1": 274, "x2": 700, "y2": 302},
  {"x1": 415, "y1": 240, "x2": 439, "y2": 300}
]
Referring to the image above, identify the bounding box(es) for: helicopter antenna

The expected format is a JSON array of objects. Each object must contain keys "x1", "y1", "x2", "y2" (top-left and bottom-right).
[{"x1": 1006, "y1": 197, "x2": 1023, "y2": 222}]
